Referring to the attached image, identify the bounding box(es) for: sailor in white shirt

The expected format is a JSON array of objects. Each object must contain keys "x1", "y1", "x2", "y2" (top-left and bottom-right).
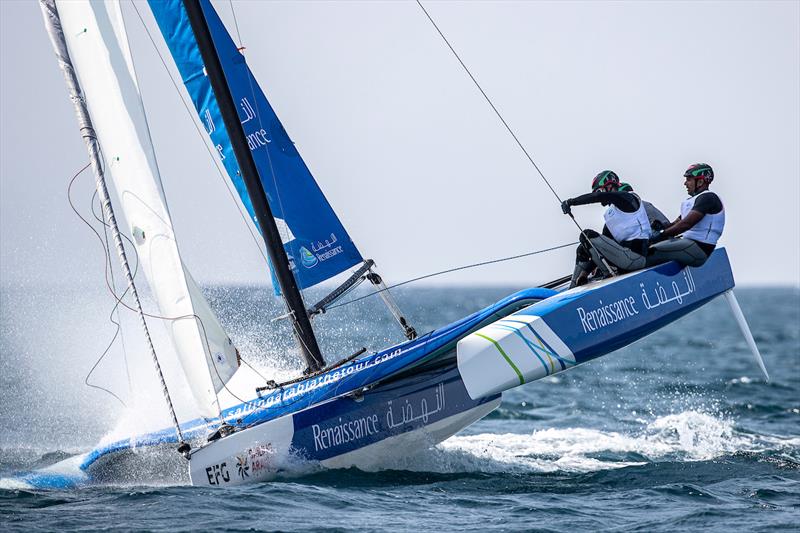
[
  {"x1": 647, "y1": 163, "x2": 725, "y2": 267},
  {"x1": 562, "y1": 170, "x2": 654, "y2": 287},
  {"x1": 617, "y1": 182, "x2": 670, "y2": 231}
]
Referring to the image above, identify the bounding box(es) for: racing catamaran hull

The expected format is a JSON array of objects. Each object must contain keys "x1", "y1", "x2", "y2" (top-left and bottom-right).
[{"x1": 11, "y1": 248, "x2": 747, "y2": 489}]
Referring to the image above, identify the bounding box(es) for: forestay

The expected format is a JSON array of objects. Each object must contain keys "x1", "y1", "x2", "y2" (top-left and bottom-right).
[
  {"x1": 148, "y1": 0, "x2": 364, "y2": 292},
  {"x1": 55, "y1": 0, "x2": 238, "y2": 419}
]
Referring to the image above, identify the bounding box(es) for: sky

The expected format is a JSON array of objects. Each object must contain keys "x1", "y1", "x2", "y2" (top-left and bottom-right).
[{"x1": 1, "y1": 0, "x2": 798, "y2": 290}]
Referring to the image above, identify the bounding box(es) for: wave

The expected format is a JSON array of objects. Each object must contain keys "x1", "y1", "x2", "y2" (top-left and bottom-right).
[
  {"x1": 3, "y1": 410, "x2": 797, "y2": 490},
  {"x1": 389, "y1": 410, "x2": 800, "y2": 475}
]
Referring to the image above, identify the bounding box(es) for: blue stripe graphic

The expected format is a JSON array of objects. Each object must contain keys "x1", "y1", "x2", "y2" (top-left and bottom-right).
[
  {"x1": 493, "y1": 323, "x2": 552, "y2": 374},
  {"x1": 498, "y1": 318, "x2": 575, "y2": 370}
]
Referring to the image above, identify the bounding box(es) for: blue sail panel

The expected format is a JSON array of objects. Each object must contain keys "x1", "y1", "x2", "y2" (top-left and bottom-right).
[{"x1": 148, "y1": 0, "x2": 364, "y2": 291}]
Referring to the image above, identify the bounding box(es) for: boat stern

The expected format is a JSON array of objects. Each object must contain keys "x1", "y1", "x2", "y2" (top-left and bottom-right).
[{"x1": 457, "y1": 249, "x2": 735, "y2": 399}]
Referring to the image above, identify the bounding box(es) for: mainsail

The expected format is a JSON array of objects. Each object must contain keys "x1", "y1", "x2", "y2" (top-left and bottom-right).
[
  {"x1": 55, "y1": 0, "x2": 238, "y2": 419},
  {"x1": 148, "y1": 0, "x2": 364, "y2": 292}
]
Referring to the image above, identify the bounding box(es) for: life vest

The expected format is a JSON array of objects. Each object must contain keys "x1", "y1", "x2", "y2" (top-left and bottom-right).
[
  {"x1": 680, "y1": 190, "x2": 725, "y2": 245},
  {"x1": 643, "y1": 201, "x2": 670, "y2": 227},
  {"x1": 629, "y1": 192, "x2": 670, "y2": 228},
  {"x1": 603, "y1": 195, "x2": 651, "y2": 242}
]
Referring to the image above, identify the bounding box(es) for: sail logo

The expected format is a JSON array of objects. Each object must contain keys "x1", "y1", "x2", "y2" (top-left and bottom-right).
[
  {"x1": 308, "y1": 233, "x2": 344, "y2": 264},
  {"x1": 299, "y1": 246, "x2": 318, "y2": 268}
]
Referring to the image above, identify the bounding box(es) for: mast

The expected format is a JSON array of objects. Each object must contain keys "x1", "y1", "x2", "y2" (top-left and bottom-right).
[{"x1": 182, "y1": 0, "x2": 325, "y2": 372}]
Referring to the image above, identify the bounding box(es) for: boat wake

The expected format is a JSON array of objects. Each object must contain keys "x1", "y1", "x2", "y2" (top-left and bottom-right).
[
  {"x1": 381, "y1": 410, "x2": 800, "y2": 475},
  {"x1": 3, "y1": 410, "x2": 797, "y2": 490}
]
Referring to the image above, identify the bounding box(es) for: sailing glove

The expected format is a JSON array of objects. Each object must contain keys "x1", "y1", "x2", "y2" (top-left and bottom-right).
[
  {"x1": 561, "y1": 200, "x2": 572, "y2": 215},
  {"x1": 649, "y1": 230, "x2": 666, "y2": 245}
]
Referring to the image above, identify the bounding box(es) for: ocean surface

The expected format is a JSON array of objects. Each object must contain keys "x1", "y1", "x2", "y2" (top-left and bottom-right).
[{"x1": 0, "y1": 285, "x2": 797, "y2": 531}]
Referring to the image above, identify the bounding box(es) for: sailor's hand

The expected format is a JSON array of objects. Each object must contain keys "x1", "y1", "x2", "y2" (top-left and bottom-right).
[
  {"x1": 650, "y1": 220, "x2": 665, "y2": 232},
  {"x1": 561, "y1": 200, "x2": 572, "y2": 215},
  {"x1": 649, "y1": 229, "x2": 666, "y2": 244}
]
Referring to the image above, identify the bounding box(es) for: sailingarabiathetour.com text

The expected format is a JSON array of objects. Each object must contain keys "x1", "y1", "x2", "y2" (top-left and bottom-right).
[{"x1": 222, "y1": 347, "x2": 405, "y2": 420}]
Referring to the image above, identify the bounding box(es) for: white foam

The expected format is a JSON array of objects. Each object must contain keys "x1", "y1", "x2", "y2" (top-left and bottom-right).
[
  {"x1": 727, "y1": 376, "x2": 755, "y2": 384},
  {"x1": 0, "y1": 477, "x2": 34, "y2": 491},
  {"x1": 401, "y1": 410, "x2": 775, "y2": 474}
]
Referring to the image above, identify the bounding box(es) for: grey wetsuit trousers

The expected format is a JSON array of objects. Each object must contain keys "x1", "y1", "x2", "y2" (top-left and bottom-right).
[
  {"x1": 645, "y1": 238, "x2": 709, "y2": 268},
  {"x1": 588, "y1": 235, "x2": 646, "y2": 272},
  {"x1": 570, "y1": 233, "x2": 647, "y2": 287}
]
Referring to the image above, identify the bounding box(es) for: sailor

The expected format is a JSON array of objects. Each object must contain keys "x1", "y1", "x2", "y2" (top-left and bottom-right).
[
  {"x1": 618, "y1": 182, "x2": 671, "y2": 231},
  {"x1": 561, "y1": 170, "x2": 653, "y2": 287},
  {"x1": 646, "y1": 163, "x2": 725, "y2": 267}
]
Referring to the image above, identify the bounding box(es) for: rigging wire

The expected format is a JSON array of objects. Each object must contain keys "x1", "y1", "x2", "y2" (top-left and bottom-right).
[
  {"x1": 66, "y1": 164, "x2": 128, "y2": 408},
  {"x1": 71, "y1": 153, "x2": 575, "y2": 424},
  {"x1": 71, "y1": 156, "x2": 272, "y2": 423},
  {"x1": 415, "y1": 0, "x2": 615, "y2": 275},
  {"x1": 128, "y1": 0, "x2": 269, "y2": 268},
  {"x1": 80, "y1": 1, "x2": 309, "y2": 414},
  {"x1": 228, "y1": 0, "x2": 419, "y2": 345},
  {"x1": 416, "y1": 0, "x2": 562, "y2": 204},
  {"x1": 91, "y1": 190, "x2": 134, "y2": 400},
  {"x1": 127, "y1": 0, "x2": 287, "y2": 413},
  {"x1": 326, "y1": 241, "x2": 577, "y2": 311},
  {"x1": 74, "y1": 3, "x2": 589, "y2": 424}
]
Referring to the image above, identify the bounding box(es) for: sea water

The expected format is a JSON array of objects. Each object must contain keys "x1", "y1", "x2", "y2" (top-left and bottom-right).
[{"x1": 0, "y1": 285, "x2": 797, "y2": 531}]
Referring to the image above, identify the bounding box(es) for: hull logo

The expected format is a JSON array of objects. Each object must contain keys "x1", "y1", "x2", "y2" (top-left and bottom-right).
[
  {"x1": 205, "y1": 462, "x2": 230, "y2": 485},
  {"x1": 236, "y1": 454, "x2": 250, "y2": 479}
]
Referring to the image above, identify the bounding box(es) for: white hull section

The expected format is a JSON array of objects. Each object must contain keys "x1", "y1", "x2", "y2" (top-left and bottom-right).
[
  {"x1": 458, "y1": 314, "x2": 576, "y2": 400},
  {"x1": 187, "y1": 397, "x2": 501, "y2": 487},
  {"x1": 188, "y1": 412, "x2": 296, "y2": 486}
]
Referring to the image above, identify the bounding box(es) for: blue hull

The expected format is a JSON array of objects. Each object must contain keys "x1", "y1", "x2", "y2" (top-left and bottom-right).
[
  {"x1": 77, "y1": 286, "x2": 554, "y2": 480},
  {"x1": 292, "y1": 365, "x2": 497, "y2": 462},
  {"x1": 456, "y1": 249, "x2": 735, "y2": 399},
  {"x1": 13, "y1": 250, "x2": 737, "y2": 488}
]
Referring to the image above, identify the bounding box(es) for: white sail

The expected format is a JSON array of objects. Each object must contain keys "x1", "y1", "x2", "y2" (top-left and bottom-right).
[{"x1": 55, "y1": 0, "x2": 238, "y2": 419}]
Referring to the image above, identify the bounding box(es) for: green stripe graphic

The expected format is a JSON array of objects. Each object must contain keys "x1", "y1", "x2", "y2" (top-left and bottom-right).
[{"x1": 474, "y1": 333, "x2": 525, "y2": 385}]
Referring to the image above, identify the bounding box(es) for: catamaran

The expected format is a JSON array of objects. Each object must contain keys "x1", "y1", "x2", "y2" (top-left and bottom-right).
[{"x1": 18, "y1": 0, "x2": 767, "y2": 489}]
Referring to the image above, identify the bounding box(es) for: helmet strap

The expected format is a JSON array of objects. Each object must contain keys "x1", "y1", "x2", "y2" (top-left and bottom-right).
[{"x1": 689, "y1": 177, "x2": 709, "y2": 196}]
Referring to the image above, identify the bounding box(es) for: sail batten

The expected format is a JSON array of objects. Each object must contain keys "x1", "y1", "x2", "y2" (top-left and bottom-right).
[
  {"x1": 54, "y1": 0, "x2": 238, "y2": 419},
  {"x1": 148, "y1": 0, "x2": 364, "y2": 292}
]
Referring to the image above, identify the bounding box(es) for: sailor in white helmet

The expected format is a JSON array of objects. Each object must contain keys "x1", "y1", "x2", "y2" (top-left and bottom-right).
[{"x1": 646, "y1": 163, "x2": 725, "y2": 267}]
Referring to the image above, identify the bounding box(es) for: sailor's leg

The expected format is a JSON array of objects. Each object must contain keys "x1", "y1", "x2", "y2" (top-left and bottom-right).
[
  {"x1": 588, "y1": 236, "x2": 646, "y2": 272},
  {"x1": 569, "y1": 260, "x2": 593, "y2": 288},
  {"x1": 570, "y1": 235, "x2": 597, "y2": 288},
  {"x1": 645, "y1": 238, "x2": 709, "y2": 268},
  {"x1": 577, "y1": 230, "x2": 602, "y2": 272}
]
